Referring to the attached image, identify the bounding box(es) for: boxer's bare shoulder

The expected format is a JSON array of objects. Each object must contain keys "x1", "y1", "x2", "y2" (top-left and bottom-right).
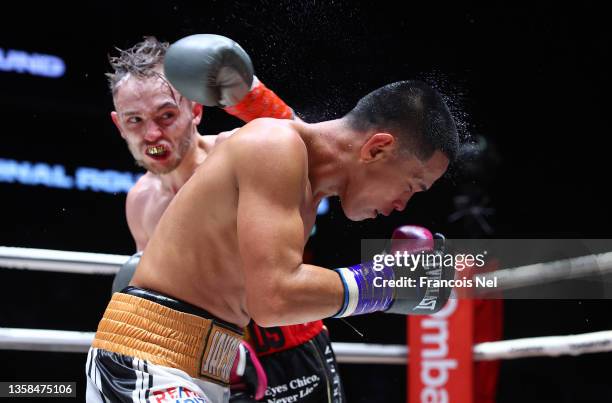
[{"x1": 228, "y1": 118, "x2": 308, "y2": 177}]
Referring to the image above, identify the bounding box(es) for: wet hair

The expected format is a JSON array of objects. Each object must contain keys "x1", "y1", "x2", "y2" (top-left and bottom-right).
[
  {"x1": 346, "y1": 80, "x2": 459, "y2": 162},
  {"x1": 106, "y1": 36, "x2": 169, "y2": 96}
]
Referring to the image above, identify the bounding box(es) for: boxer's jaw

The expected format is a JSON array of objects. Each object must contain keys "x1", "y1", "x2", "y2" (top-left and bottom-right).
[{"x1": 340, "y1": 151, "x2": 449, "y2": 221}]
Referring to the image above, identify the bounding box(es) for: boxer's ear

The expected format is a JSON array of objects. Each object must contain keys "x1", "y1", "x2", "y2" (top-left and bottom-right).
[
  {"x1": 360, "y1": 132, "x2": 395, "y2": 162},
  {"x1": 110, "y1": 111, "x2": 126, "y2": 139},
  {"x1": 191, "y1": 102, "x2": 203, "y2": 125}
]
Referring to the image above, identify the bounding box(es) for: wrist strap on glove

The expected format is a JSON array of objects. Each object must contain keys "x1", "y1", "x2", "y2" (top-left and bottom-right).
[{"x1": 224, "y1": 77, "x2": 294, "y2": 122}]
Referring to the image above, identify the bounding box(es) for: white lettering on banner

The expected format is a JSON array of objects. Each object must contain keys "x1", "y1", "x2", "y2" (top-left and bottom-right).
[
  {"x1": 0, "y1": 159, "x2": 73, "y2": 188},
  {"x1": 75, "y1": 167, "x2": 136, "y2": 193},
  {"x1": 0, "y1": 48, "x2": 65, "y2": 78},
  {"x1": 0, "y1": 157, "x2": 140, "y2": 194},
  {"x1": 420, "y1": 298, "x2": 458, "y2": 403},
  {"x1": 0, "y1": 157, "x2": 333, "y2": 217}
]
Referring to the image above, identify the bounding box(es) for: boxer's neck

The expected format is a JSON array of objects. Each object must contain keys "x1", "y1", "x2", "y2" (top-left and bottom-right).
[{"x1": 297, "y1": 119, "x2": 360, "y2": 201}]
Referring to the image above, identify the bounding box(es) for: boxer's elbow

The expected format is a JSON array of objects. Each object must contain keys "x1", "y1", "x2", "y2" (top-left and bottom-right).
[
  {"x1": 249, "y1": 296, "x2": 291, "y2": 327},
  {"x1": 246, "y1": 273, "x2": 295, "y2": 327}
]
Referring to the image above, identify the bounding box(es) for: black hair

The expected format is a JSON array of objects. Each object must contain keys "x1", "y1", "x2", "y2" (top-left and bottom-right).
[{"x1": 346, "y1": 80, "x2": 459, "y2": 162}]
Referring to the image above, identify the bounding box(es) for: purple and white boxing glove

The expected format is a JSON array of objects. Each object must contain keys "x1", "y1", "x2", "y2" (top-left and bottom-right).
[{"x1": 333, "y1": 225, "x2": 453, "y2": 317}]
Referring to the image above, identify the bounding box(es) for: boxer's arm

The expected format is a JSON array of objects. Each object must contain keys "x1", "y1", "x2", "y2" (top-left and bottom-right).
[
  {"x1": 125, "y1": 183, "x2": 150, "y2": 251},
  {"x1": 233, "y1": 127, "x2": 343, "y2": 327}
]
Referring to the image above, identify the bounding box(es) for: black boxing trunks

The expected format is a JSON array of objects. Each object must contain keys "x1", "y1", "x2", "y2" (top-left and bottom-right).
[
  {"x1": 238, "y1": 324, "x2": 345, "y2": 403},
  {"x1": 85, "y1": 287, "x2": 243, "y2": 403},
  {"x1": 247, "y1": 321, "x2": 324, "y2": 356}
]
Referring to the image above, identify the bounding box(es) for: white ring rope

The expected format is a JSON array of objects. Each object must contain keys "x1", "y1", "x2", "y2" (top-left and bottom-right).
[
  {"x1": 2, "y1": 246, "x2": 612, "y2": 292},
  {"x1": 472, "y1": 330, "x2": 612, "y2": 361},
  {"x1": 1, "y1": 247, "x2": 612, "y2": 364},
  {"x1": 475, "y1": 251, "x2": 612, "y2": 294},
  {"x1": 0, "y1": 247, "x2": 124, "y2": 275},
  {"x1": 0, "y1": 328, "x2": 611, "y2": 364}
]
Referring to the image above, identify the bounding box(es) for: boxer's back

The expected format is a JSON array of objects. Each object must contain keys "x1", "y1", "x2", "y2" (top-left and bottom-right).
[{"x1": 132, "y1": 119, "x2": 316, "y2": 328}]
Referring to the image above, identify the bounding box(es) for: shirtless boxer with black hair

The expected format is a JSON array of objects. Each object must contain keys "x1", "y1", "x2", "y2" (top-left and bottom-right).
[{"x1": 86, "y1": 34, "x2": 458, "y2": 403}]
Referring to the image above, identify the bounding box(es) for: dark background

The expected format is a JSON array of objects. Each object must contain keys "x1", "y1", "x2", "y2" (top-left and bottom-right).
[{"x1": 1, "y1": 1, "x2": 611, "y2": 402}]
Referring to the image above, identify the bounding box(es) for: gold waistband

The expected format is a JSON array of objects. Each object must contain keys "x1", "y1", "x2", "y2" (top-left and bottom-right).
[{"x1": 92, "y1": 292, "x2": 242, "y2": 385}]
